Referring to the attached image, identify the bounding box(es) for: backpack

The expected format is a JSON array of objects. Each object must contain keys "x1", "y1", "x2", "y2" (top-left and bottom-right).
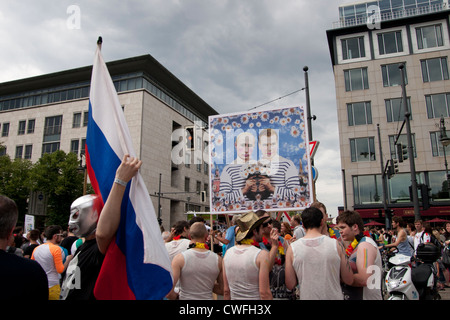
[{"x1": 421, "y1": 232, "x2": 442, "y2": 254}]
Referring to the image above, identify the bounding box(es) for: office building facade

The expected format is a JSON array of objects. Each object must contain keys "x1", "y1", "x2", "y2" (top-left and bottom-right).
[
  {"x1": 0, "y1": 54, "x2": 217, "y2": 230},
  {"x1": 327, "y1": 0, "x2": 450, "y2": 221}
]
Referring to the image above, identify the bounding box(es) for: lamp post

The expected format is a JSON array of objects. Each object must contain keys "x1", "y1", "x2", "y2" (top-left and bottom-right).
[
  {"x1": 399, "y1": 63, "x2": 420, "y2": 221},
  {"x1": 439, "y1": 116, "x2": 450, "y2": 195},
  {"x1": 78, "y1": 152, "x2": 87, "y2": 195}
]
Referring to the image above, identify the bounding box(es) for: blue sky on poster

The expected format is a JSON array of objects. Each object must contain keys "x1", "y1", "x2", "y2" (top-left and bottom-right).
[{"x1": 0, "y1": 0, "x2": 360, "y2": 217}]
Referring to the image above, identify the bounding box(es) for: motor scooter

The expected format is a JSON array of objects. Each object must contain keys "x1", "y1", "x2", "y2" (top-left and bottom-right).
[{"x1": 385, "y1": 244, "x2": 441, "y2": 300}]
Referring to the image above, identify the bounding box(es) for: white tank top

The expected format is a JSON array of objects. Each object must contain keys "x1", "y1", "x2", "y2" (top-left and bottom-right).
[
  {"x1": 361, "y1": 237, "x2": 382, "y2": 300},
  {"x1": 178, "y1": 249, "x2": 220, "y2": 300},
  {"x1": 291, "y1": 235, "x2": 344, "y2": 300},
  {"x1": 165, "y1": 239, "x2": 190, "y2": 261},
  {"x1": 224, "y1": 245, "x2": 261, "y2": 300}
]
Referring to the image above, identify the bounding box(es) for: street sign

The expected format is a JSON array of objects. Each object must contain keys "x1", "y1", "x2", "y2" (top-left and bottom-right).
[
  {"x1": 28, "y1": 191, "x2": 48, "y2": 216},
  {"x1": 309, "y1": 140, "x2": 319, "y2": 158},
  {"x1": 312, "y1": 166, "x2": 318, "y2": 181}
]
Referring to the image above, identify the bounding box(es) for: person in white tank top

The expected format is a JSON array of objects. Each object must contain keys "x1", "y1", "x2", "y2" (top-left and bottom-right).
[
  {"x1": 164, "y1": 220, "x2": 191, "y2": 261},
  {"x1": 223, "y1": 212, "x2": 273, "y2": 300},
  {"x1": 285, "y1": 207, "x2": 354, "y2": 300},
  {"x1": 336, "y1": 210, "x2": 382, "y2": 300},
  {"x1": 166, "y1": 222, "x2": 223, "y2": 300}
]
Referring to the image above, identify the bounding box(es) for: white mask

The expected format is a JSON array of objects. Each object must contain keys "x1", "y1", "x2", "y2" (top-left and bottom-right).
[{"x1": 69, "y1": 194, "x2": 103, "y2": 238}]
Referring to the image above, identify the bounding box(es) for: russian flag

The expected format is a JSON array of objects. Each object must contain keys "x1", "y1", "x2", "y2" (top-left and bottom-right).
[{"x1": 86, "y1": 38, "x2": 172, "y2": 300}]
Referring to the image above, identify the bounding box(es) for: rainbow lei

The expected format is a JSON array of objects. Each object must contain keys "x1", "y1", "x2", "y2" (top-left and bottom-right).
[
  {"x1": 345, "y1": 238, "x2": 359, "y2": 256},
  {"x1": 240, "y1": 238, "x2": 259, "y2": 246},
  {"x1": 188, "y1": 242, "x2": 210, "y2": 250},
  {"x1": 345, "y1": 233, "x2": 365, "y2": 256},
  {"x1": 329, "y1": 228, "x2": 337, "y2": 239},
  {"x1": 262, "y1": 237, "x2": 285, "y2": 265}
]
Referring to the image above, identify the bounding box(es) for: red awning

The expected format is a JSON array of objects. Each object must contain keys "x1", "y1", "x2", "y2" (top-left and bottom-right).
[{"x1": 346, "y1": 206, "x2": 450, "y2": 219}]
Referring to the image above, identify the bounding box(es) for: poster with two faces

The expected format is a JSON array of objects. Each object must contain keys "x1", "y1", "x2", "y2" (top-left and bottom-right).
[{"x1": 209, "y1": 106, "x2": 313, "y2": 215}]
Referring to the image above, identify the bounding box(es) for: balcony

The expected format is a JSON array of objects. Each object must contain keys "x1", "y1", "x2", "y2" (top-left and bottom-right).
[{"x1": 332, "y1": 2, "x2": 448, "y2": 29}]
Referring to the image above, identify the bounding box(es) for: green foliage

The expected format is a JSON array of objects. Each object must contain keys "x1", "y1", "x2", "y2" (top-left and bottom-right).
[
  {"x1": 0, "y1": 155, "x2": 33, "y2": 221},
  {"x1": 29, "y1": 151, "x2": 85, "y2": 227},
  {"x1": 0, "y1": 151, "x2": 87, "y2": 228}
]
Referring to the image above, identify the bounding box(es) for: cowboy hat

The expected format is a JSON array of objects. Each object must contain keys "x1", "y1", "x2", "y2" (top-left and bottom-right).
[{"x1": 235, "y1": 211, "x2": 268, "y2": 242}]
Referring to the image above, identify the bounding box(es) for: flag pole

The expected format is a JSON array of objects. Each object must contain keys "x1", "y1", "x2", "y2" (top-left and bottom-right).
[{"x1": 97, "y1": 36, "x2": 102, "y2": 49}]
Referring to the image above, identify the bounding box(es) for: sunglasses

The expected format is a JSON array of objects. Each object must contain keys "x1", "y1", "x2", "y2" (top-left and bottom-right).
[{"x1": 262, "y1": 219, "x2": 273, "y2": 228}]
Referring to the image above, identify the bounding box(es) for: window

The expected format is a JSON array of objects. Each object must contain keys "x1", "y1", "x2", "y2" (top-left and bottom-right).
[
  {"x1": 347, "y1": 102, "x2": 372, "y2": 126},
  {"x1": 27, "y1": 119, "x2": 35, "y2": 134},
  {"x1": 70, "y1": 139, "x2": 80, "y2": 154},
  {"x1": 421, "y1": 57, "x2": 449, "y2": 82},
  {"x1": 344, "y1": 68, "x2": 369, "y2": 91},
  {"x1": 43, "y1": 115, "x2": 62, "y2": 155},
  {"x1": 43, "y1": 115, "x2": 63, "y2": 142},
  {"x1": 196, "y1": 181, "x2": 201, "y2": 193},
  {"x1": 378, "y1": 31, "x2": 403, "y2": 55},
  {"x1": 15, "y1": 145, "x2": 23, "y2": 159},
  {"x1": 81, "y1": 138, "x2": 86, "y2": 155},
  {"x1": 382, "y1": 63, "x2": 407, "y2": 87},
  {"x1": 42, "y1": 142, "x2": 60, "y2": 155},
  {"x1": 185, "y1": 151, "x2": 191, "y2": 168},
  {"x1": 83, "y1": 111, "x2": 89, "y2": 127},
  {"x1": 416, "y1": 24, "x2": 444, "y2": 49},
  {"x1": 385, "y1": 97, "x2": 411, "y2": 122},
  {"x1": 342, "y1": 36, "x2": 365, "y2": 60},
  {"x1": 185, "y1": 177, "x2": 190, "y2": 192},
  {"x1": 350, "y1": 137, "x2": 375, "y2": 162},
  {"x1": 1, "y1": 122, "x2": 10, "y2": 137},
  {"x1": 389, "y1": 134, "x2": 416, "y2": 159},
  {"x1": 24, "y1": 145, "x2": 32, "y2": 160},
  {"x1": 73, "y1": 112, "x2": 82, "y2": 128},
  {"x1": 18, "y1": 121, "x2": 26, "y2": 135},
  {"x1": 425, "y1": 93, "x2": 450, "y2": 118},
  {"x1": 429, "y1": 171, "x2": 450, "y2": 200},
  {"x1": 388, "y1": 172, "x2": 425, "y2": 203},
  {"x1": 431, "y1": 131, "x2": 450, "y2": 157},
  {"x1": 353, "y1": 175, "x2": 382, "y2": 205}
]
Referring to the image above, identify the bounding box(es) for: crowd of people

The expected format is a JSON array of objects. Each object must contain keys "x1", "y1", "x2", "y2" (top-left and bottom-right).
[{"x1": 2, "y1": 155, "x2": 450, "y2": 301}]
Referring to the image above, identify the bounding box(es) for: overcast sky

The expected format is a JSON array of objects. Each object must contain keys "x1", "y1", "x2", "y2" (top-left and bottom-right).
[{"x1": 0, "y1": 0, "x2": 358, "y2": 217}]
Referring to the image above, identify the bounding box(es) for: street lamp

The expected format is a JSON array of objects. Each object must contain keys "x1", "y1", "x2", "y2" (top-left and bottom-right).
[
  {"x1": 439, "y1": 116, "x2": 450, "y2": 194},
  {"x1": 78, "y1": 152, "x2": 87, "y2": 195}
]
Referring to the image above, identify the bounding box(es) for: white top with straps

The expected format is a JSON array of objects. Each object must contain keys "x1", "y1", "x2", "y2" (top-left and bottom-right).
[
  {"x1": 224, "y1": 245, "x2": 261, "y2": 300},
  {"x1": 179, "y1": 249, "x2": 220, "y2": 300},
  {"x1": 291, "y1": 235, "x2": 344, "y2": 300}
]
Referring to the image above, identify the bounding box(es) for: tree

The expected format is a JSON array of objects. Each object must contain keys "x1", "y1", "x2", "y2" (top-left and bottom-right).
[
  {"x1": 28, "y1": 151, "x2": 85, "y2": 227},
  {"x1": 0, "y1": 155, "x2": 33, "y2": 223}
]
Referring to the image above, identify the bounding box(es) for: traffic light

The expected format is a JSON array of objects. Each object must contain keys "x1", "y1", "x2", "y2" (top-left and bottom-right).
[
  {"x1": 387, "y1": 161, "x2": 394, "y2": 179},
  {"x1": 396, "y1": 143, "x2": 408, "y2": 163},
  {"x1": 392, "y1": 159, "x2": 399, "y2": 174},
  {"x1": 186, "y1": 127, "x2": 194, "y2": 150},
  {"x1": 419, "y1": 184, "x2": 431, "y2": 210},
  {"x1": 386, "y1": 159, "x2": 398, "y2": 178},
  {"x1": 385, "y1": 208, "x2": 393, "y2": 220}
]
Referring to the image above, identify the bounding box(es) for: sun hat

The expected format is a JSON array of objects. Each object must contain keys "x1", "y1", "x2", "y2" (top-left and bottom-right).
[{"x1": 235, "y1": 211, "x2": 268, "y2": 242}]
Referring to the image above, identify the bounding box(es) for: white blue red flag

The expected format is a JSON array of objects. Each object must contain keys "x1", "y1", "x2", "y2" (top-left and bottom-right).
[{"x1": 86, "y1": 38, "x2": 172, "y2": 299}]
